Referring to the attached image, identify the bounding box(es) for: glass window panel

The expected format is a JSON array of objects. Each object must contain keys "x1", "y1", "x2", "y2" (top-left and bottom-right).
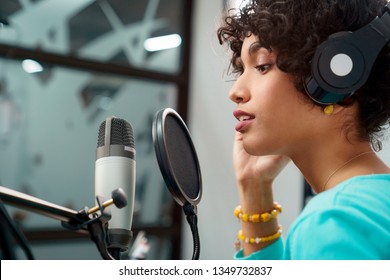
[
  {"x1": 0, "y1": 57, "x2": 178, "y2": 229},
  {"x1": 0, "y1": 0, "x2": 186, "y2": 74}
]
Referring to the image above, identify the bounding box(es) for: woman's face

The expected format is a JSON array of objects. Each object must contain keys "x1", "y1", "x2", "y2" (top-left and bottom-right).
[{"x1": 229, "y1": 35, "x2": 319, "y2": 157}]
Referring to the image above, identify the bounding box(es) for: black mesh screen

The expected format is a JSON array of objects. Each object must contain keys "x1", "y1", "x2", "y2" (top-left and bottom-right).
[{"x1": 164, "y1": 114, "x2": 199, "y2": 200}]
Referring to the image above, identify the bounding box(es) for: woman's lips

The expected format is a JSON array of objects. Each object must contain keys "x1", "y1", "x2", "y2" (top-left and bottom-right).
[{"x1": 233, "y1": 110, "x2": 255, "y2": 132}]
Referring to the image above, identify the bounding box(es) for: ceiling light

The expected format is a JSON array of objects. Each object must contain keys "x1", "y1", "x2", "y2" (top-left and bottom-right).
[
  {"x1": 144, "y1": 34, "x2": 182, "y2": 52},
  {"x1": 22, "y1": 59, "x2": 43, "y2": 74}
]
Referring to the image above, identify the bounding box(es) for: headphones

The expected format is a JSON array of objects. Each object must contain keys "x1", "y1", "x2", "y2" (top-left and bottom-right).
[{"x1": 305, "y1": 2, "x2": 390, "y2": 104}]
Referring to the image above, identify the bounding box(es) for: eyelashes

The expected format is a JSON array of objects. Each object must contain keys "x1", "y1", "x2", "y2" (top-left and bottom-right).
[
  {"x1": 229, "y1": 63, "x2": 272, "y2": 78},
  {"x1": 255, "y1": 64, "x2": 272, "y2": 74},
  {"x1": 229, "y1": 53, "x2": 274, "y2": 79}
]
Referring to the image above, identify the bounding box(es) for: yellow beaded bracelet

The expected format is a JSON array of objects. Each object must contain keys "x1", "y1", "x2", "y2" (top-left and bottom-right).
[
  {"x1": 237, "y1": 227, "x2": 282, "y2": 245},
  {"x1": 234, "y1": 202, "x2": 282, "y2": 223}
]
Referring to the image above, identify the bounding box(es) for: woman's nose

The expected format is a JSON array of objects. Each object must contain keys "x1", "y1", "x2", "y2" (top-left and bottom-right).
[{"x1": 228, "y1": 76, "x2": 249, "y2": 104}]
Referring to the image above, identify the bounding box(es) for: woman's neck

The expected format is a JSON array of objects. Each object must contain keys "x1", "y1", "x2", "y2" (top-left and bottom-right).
[{"x1": 291, "y1": 142, "x2": 390, "y2": 193}]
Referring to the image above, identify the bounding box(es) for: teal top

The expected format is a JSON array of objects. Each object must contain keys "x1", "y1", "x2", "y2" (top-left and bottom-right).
[{"x1": 235, "y1": 174, "x2": 390, "y2": 260}]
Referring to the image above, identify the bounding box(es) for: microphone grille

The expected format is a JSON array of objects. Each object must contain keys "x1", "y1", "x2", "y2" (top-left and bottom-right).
[{"x1": 97, "y1": 117, "x2": 135, "y2": 148}]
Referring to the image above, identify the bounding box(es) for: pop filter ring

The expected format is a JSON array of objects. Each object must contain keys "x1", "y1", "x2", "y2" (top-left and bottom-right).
[
  {"x1": 152, "y1": 108, "x2": 202, "y2": 260},
  {"x1": 152, "y1": 108, "x2": 202, "y2": 207}
]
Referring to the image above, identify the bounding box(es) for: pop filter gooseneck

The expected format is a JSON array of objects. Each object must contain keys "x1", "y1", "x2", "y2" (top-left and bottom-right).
[{"x1": 152, "y1": 108, "x2": 202, "y2": 260}]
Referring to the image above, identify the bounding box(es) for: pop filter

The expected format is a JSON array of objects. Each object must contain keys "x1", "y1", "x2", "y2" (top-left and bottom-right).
[{"x1": 152, "y1": 108, "x2": 202, "y2": 260}]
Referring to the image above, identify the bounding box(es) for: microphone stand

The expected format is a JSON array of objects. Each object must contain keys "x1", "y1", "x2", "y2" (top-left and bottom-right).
[
  {"x1": 183, "y1": 203, "x2": 200, "y2": 260},
  {"x1": 0, "y1": 186, "x2": 126, "y2": 260},
  {"x1": 0, "y1": 198, "x2": 34, "y2": 259}
]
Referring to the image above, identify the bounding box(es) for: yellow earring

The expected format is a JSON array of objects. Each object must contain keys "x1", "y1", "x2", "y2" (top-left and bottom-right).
[{"x1": 323, "y1": 104, "x2": 334, "y2": 116}]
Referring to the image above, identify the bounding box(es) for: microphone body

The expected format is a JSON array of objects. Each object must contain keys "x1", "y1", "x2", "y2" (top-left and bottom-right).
[{"x1": 95, "y1": 117, "x2": 136, "y2": 252}]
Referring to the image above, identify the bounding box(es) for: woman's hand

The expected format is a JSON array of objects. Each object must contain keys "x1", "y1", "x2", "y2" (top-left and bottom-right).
[{"x1": 233, "y1": 132, "x2": 290, "y2": 187}]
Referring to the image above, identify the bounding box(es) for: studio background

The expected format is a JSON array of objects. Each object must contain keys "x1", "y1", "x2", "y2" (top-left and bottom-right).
[{"x1": 1, "y1": 0, "x2": 389, "y2": 260}]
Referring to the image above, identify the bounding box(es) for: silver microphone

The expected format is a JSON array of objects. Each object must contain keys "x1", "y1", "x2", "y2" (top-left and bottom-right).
[{"x1": 95, "y1": 116, "x2": 136, "y2": 253}]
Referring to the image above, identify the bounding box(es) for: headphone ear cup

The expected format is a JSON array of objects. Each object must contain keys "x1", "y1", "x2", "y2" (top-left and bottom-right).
[
  {"x1": 305, "y1": 9, "x2": 390, "y2": 105},
  {"x1": 306, "y1": 31, "x2": 365, "y2": 104},
  {"x1": 304, "y1": 74, "x2": 352, "y2": 105}
]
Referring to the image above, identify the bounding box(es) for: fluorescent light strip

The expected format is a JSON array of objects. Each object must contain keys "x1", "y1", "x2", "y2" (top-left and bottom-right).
[
  {"x1": 144, "y1": 34, "x2": 182, "y2": 52},
  {"x1": 22, "y1": 59, "x2": 43, "y2": 73}
]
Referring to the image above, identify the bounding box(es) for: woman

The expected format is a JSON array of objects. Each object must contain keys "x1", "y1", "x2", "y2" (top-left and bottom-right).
[{"x1": 218, "y1": 0, "x2": 390, "y2": 259}]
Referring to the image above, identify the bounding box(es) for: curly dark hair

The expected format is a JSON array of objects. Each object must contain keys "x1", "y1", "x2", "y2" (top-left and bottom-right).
[{"x1": 217, "y1": 0, "x2": 390, "y2": 150}]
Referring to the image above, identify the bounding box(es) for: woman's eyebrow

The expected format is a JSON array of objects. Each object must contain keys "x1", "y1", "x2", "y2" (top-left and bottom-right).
[{"x1": 248, "y1": 41, "x2": 270, "y2": 56}]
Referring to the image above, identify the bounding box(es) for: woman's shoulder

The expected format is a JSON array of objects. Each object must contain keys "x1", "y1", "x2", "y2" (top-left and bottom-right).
[
  {"x1": 304, "y1": 174, "x2": 390, "y2": 213},
  {"x1": 292, "y1": 173, "x2": 390, "y2": 243},
  {"x1": 285, "y1": 174, "x2": 390, "y2": 259}
]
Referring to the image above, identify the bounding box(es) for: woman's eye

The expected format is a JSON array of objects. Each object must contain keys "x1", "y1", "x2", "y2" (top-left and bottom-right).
[{"x1": 255, "y1": 64, "x2": 271, "y2": 73}]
